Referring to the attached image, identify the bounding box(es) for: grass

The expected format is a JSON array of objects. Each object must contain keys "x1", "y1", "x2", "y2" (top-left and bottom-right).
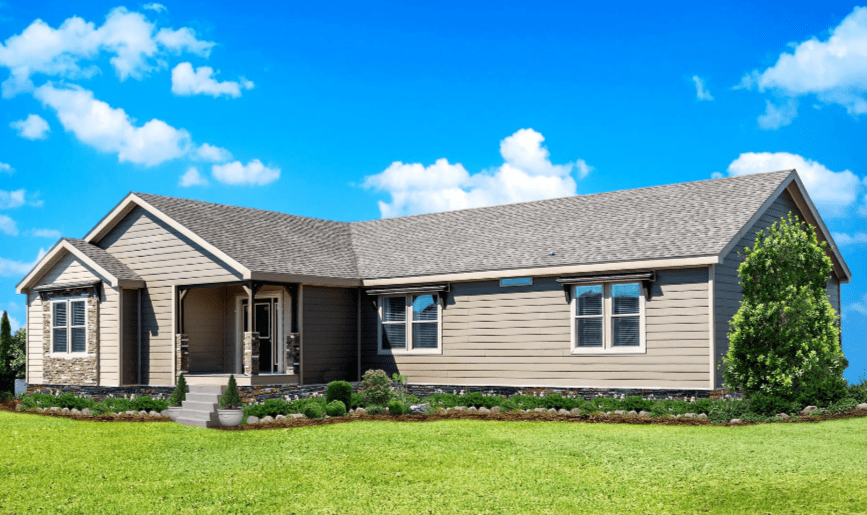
[{"x1": 1, "y1": 412, "x2": 866, "y2": 514}]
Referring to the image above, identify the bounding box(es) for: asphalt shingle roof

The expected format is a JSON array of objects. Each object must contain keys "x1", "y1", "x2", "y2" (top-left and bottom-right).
[
  {"x1": 131, "y1": 171, "x2": 793, "y2": 280},
  {"x1": 64, "y1": 238, "x2": 143, "y2": 282}
]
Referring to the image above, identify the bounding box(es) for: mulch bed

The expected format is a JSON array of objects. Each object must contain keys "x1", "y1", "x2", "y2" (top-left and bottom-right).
[{"x1": 3, "y1": 399, "x2": 865, "y2": 429}]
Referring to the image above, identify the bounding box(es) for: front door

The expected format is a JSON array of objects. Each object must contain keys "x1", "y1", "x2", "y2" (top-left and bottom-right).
[{"x1": 242, "y1": 298, "x2": 280, "y2": 374}]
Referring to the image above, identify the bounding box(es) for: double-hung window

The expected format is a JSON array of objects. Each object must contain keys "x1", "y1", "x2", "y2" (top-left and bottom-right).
[
  {"x1": 378, "y1": 294, "x2": 442, "y2": 354},
  {"x1": 52, "y1": 299, "x2": 87, "y2": 354},
  {"x1": 571, "y1": 282, "x2": 645, "y2": 353}
]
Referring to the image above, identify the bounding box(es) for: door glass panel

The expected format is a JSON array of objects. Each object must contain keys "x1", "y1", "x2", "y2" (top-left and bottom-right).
[{"x1": 256, "y1": 303, "x2": 270, "y2": 338}]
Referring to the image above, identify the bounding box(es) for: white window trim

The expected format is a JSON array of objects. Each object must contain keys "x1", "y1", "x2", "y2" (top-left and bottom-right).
[
  {"x1": 570, "y1": 282, "x2": 646, "y2": 355},
  {"x1": 377, "y1": 294, "x2": 443, "y2": 355},
  {"x1": 50, "y1": 298, "x2": 88, "y2": 356}
]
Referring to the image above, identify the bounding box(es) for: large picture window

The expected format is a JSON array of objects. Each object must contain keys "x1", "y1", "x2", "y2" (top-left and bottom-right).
[
  {"x1": 571, "y1": 282, "x2": 645, "y2": 354},
  {"x1": 378, "y1": 294, "x2": 442, "y2": 354},
  {"x1": 52, "y1": 299, "x2": 87, "y2": 354}
]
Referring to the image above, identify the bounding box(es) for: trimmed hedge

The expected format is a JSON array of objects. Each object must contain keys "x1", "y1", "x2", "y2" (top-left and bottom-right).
[{"x1": 326, "y1": 400, "x2": 347, "y2": 417}]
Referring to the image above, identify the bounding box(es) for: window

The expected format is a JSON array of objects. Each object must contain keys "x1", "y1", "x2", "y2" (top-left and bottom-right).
[
  {"x1": 52, "y1": 299, "x2": 87, "y2": 354},
  {"x1": 500, "y1": 277, "x2": 533, "y2": 287},
  {"x1": 378, "y1": 294, "x2": 442, "y2": 354},
  {"x1": 571, "y1": 282, "x2": 644, "y2": 353}
]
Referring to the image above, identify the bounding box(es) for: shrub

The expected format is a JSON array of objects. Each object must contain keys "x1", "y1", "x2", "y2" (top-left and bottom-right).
[
  {"x1": 365, "y1": 404, "x2": 386, "y2": 415},
  {"x1": 846, "y1": 378, "x2": 867, "y2": 404},
  {"x1": 326, "y1": 400, "x2": 347, "y2": 417},
  {"x1": 131, "y1": 396, "x2": 168, "y2": 413},
  {"x1": 794, "y1": 375, "x2": 849, "y2": 407},
  {"x1": 387, "y1": 400, "x2": 405, "y2": 415},
  {"x1": 219, "y1": 375, "x2": 242, "y2": 409},
  {"x1": 746, "y1": 392, "x2": 800, "y2": 417},
  {"x1": 827, "y1": 397, "x2": 858, "y2": 414},
  {"x1": 360, "y1": 369, "x2": 392, "y2": 406},
  {"x1": 722, "y1": 214, "x2": 847, "y2": 401},
  {"x1": 168, "y1": 374, "x2": 187, "y2": 407},
  {"x1": 303, "y1": 403, "x2": 324, "y2": 419},
  {"x1": 326, "y1": 381, "x2": 353, "y2": 410},
  {"x1": 92, "y1": 397, "x2": 133, "y2": 415},
  {"x1": 622, "y1": 396, "x2": 653, "y2": 412},
  {"x1": 349, "y1": 393, "x2": 365, "y2": 409}
]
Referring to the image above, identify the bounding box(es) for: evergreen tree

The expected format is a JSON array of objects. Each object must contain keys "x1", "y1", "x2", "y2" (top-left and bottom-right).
[
  {"x1": 722, "y1": 213, "x2": 847, "y2": 401},
  {"x1": 0, "y1": 312, "x2": 12, "y2": 392},
  {"x1": 219, "y1": 374, "x2": 241, "y2": 409}
]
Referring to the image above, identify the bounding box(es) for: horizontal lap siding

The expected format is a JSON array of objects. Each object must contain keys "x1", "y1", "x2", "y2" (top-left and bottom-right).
[
  {"x1": 714, "y1": 191, "x2": 800, "y2": 389},
  {"x1": 302, "y1": 286, "x2": 358, "y2": 384},
  {"x1": 122, "y1": 289, "x2": 139, "y2": 385},
  {"x1": 98, "y1": 207, "x2": 241, "y2": 386},
  {"x1": 29, "y1": 253, "x2": 120, "y2": 385},
  {"x1": 362, "y1": 269, "x2": 710, "y2": 389},
  {"x1": 185, "y1": 287, "x2": 225, "y2": 373}
]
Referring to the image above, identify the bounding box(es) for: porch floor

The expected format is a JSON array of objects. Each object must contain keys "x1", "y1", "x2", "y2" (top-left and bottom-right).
[{"x1": 184, "y1": 373, "x2": 299, "y2": 386}]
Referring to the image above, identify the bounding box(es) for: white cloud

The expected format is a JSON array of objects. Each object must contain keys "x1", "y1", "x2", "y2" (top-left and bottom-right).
[
  {"x1": 193, "y1": 143, "x2": 232, "y2": 162},
  {"x1": 171, "y1": 62, "x2": 253, "y2": 98},
  {"x1": 757, "y1": 99, "x2": 798, "y2": 130},
  {"x1": 212, "y1": 159, "x2": 280, "y2": 186},
  {"x1": 0, "y1": 248, "x2": 45, "y2": 276},
  {"x1": 848, "y1": 293, "x2": 867, "y2": 317},
  {"x1": 0, "y1": 7, "x2": 214, "y2": 96},
  {"x1": 740, "y1": 6, "x2": 867, "y2": 118},
  {"x1": 860, "y1": 194, "x2": 867, "y2": 217},
  {"x1": 9, "y1": 113, "x2": 50, "y2": 139},
  {"x1": 143, "y1": 3, "x2": 167, "y2": 13},
  {"x1": 0, "y1": 189, "x2": 26, "y2": 209},
  {"x1": 27, "y1": 228, "x2": 61, "y2": 239},
  {"x1": 0, "y1": 214, "x2": 17, "y2": 235},
  {"x1": 0, "y1": 162, "x2": 12, "y2": 175},
  {"x1": 179, "y1": 166, "x2": 208, "y2": 187},
  {"x1": 832, "y1": 232, "x2": 867, "y2": 245},
  {"x1": 34, "y1": 83, "x2": 191, "y2": 167},
  {"x1": 364, "y1": 128, "x2": 588, "y2": 218},
  {"x1": 692, "y1": 75, "x2": 713, "y2": 101},
  {"x1": 726, "y1": 152, "x2": 862, "y2": 215}
]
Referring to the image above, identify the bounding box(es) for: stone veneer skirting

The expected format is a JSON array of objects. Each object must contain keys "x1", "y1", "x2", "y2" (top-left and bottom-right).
[
  {"x1": 40, "y1": 289, "x2": 99, "y2": 385},
  {"x1": 28, "y1": 382, "x2": 741, "y2": 403}
]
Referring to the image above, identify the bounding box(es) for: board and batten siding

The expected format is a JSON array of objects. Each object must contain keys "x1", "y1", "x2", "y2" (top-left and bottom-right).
[
  {"x1": 713, "y1": 190, "x2": 843, "y2": 389},
  {"x1": 361, "y1": 269, "x2": 710, "y2": 389},
  {"x1": 302, "y1": 286, "x2": 358, "y2": 384},
  {"x1": 96, "y1": 206, "x2": 242, "y2": 385},
  {"x1": 27, "y1": 252, "x2": 120, "y2": 385}
]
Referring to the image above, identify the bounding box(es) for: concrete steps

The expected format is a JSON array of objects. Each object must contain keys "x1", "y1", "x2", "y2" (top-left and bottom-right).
[{"x1": 176, "y1": 385, "x2": 225, "y2": 428}]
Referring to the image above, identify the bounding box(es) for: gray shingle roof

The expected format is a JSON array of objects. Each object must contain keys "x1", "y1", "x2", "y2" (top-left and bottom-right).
[
  {"x1": 131, "y1": 171, "x2": 792, "y2": 280},
  {"x1": 64, "y1": 238, "x2": 143, "y2": 282}
]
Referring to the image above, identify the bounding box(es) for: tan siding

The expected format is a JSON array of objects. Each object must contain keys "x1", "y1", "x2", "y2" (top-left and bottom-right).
[
  {"x1": 122, "y1": 289, "x2": 139, "y2": 384},
  {"x1": 302, "y1": 286, "x2": 358, "y2": 384},
  {"x1": 99, "y1": 286, "x2": 120, "y2": 385},
  {"x1": 27, "y1": 291, "x2": 43, "y2": 384},
  {"x1": 98, "y1": 206, "x2": 242, "y2": 385},
  {"x1": 362, "y1": 269, "x2": 710, "y2": 389}
]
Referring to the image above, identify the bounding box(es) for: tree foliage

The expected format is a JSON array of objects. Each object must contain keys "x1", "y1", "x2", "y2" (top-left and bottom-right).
[
  {"x1": 10, "y1": 328, "x2": 26, "y2": 379},
  {"x1": 0, "y1": 312, "x2": 12, "y2": 392},
  {"x1": 219, "y1": 374, "x2": 242, "y2": 409},
  {"x1": 722, "y1": 213, "x2": 847, "y2": 400}
]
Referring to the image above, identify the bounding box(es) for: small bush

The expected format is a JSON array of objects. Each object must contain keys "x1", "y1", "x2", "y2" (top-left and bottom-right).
[
  {"x1": 303, "y1": 404, "x2": 324, "y2": 419},
  {"x1": 349, "y1": 393, "x2": 365, "y2": 409},
  {"x1": 326, "y1": 400, "x2": 347, "y2": 417},
  {"x1": 846, "y1": 379, "x2": 867, "y2": 403},
  {"x1": 828, "y1": 397, "x2": 858, "y2": 414},
  {"x1": 168, "y1": 374, "x2": 187, "y2": 407},
  {"x1": 622, "y1": 396, "x2": 653, "y2": 413},
  {"x1": 92, "y1": 397, "x2": 134, "y2": 415},
  {"x1": 245, "y1": 398, "x2": 291, "y2": 419},
  {"x1": 365, "y1": 404, "x2": 386, "y2": 415},
  {"x1": 360, "y1": 369, "x2": 392, "y2": 406},
  {"x1": 746, "y1": 392, "x2": 800, "y2": 417},
  {"x1": 326, "y1": 381, "x2": 353, "y2": 410},
  {"x1": 387, "y1": 400, "x2": 405, "y2": 415},
  {"x1": 131, "y1": 396, "x2": 168, "y2": 413},
  {"x1": 219, "y1": 375, "x2": 242, "y2": 409}
]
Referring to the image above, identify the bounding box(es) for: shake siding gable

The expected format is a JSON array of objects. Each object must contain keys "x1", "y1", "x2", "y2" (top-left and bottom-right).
[
  {"x1": 361, "y1": 270, "x2": 710, "y2": 389},
  {"x1": 96, "y1": 206, "x2": 242, "y2": 386}
]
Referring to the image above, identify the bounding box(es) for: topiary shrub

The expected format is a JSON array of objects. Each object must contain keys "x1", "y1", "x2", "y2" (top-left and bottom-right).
[
  {"x1": 168, "y1": 374, "x2": 187, "y2": 407},
  {"x1": 326, "y1": 400, "x2": 347, "y2": 417},
  {"x1": 303, "y1": 403, "x2": 324, "y2": 419},
  {"x1": 219, "y1": 375, "x2": 242, "y2": 409},
  {"x1": 326, "y1": 381, "x2": 353, "y2": 410},
  {"x1": 360, "y1": 369, "x2": 392, "y2": 406},
  {"x1": 722, "y1": 213, "x2": 847, "y2": 402},
  {"x1": 387, "y1": 400, "x2": 405, "y2": 415}
]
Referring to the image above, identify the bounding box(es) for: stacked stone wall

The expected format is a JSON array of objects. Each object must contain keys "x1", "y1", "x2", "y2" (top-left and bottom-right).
[{"x1": 40, "y1": 289, "x2": 99, "y2": 385}]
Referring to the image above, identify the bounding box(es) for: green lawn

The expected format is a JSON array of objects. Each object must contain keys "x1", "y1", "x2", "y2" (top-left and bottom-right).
[{"x1": 1, "y1": 412, "x2": 866, "y2": 514}]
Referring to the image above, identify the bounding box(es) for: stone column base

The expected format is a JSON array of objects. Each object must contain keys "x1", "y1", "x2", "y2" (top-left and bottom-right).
[
  {"x1": 244, "y1": 332, "x2": 260, "y2": 375},
  {"x1": 176, "y1": 333, "x2": 189, "y2": 376}
]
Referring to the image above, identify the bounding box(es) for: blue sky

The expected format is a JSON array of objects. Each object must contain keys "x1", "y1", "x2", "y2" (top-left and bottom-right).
[{"x1": 0, "y1": 1, "x2": 865, "y2": 381}]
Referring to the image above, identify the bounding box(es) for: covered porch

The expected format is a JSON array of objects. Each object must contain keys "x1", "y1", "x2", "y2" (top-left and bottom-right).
[{"x1": 174, "y1": 280, "x2": 302, "y2": 386}]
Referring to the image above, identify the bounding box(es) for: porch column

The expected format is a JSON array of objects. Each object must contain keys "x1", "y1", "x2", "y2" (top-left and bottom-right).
[
  {"x1": 176, "y1": 333, "x2": 189, "y2": 375},
  {"x1": 243, "y1": 332, "x2": 260, "y2": 375}
]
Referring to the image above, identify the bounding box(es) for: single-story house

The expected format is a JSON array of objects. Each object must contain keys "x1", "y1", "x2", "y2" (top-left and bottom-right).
[{"x1": 16, "y1": 169, "x2": 850, "y2": 397}]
